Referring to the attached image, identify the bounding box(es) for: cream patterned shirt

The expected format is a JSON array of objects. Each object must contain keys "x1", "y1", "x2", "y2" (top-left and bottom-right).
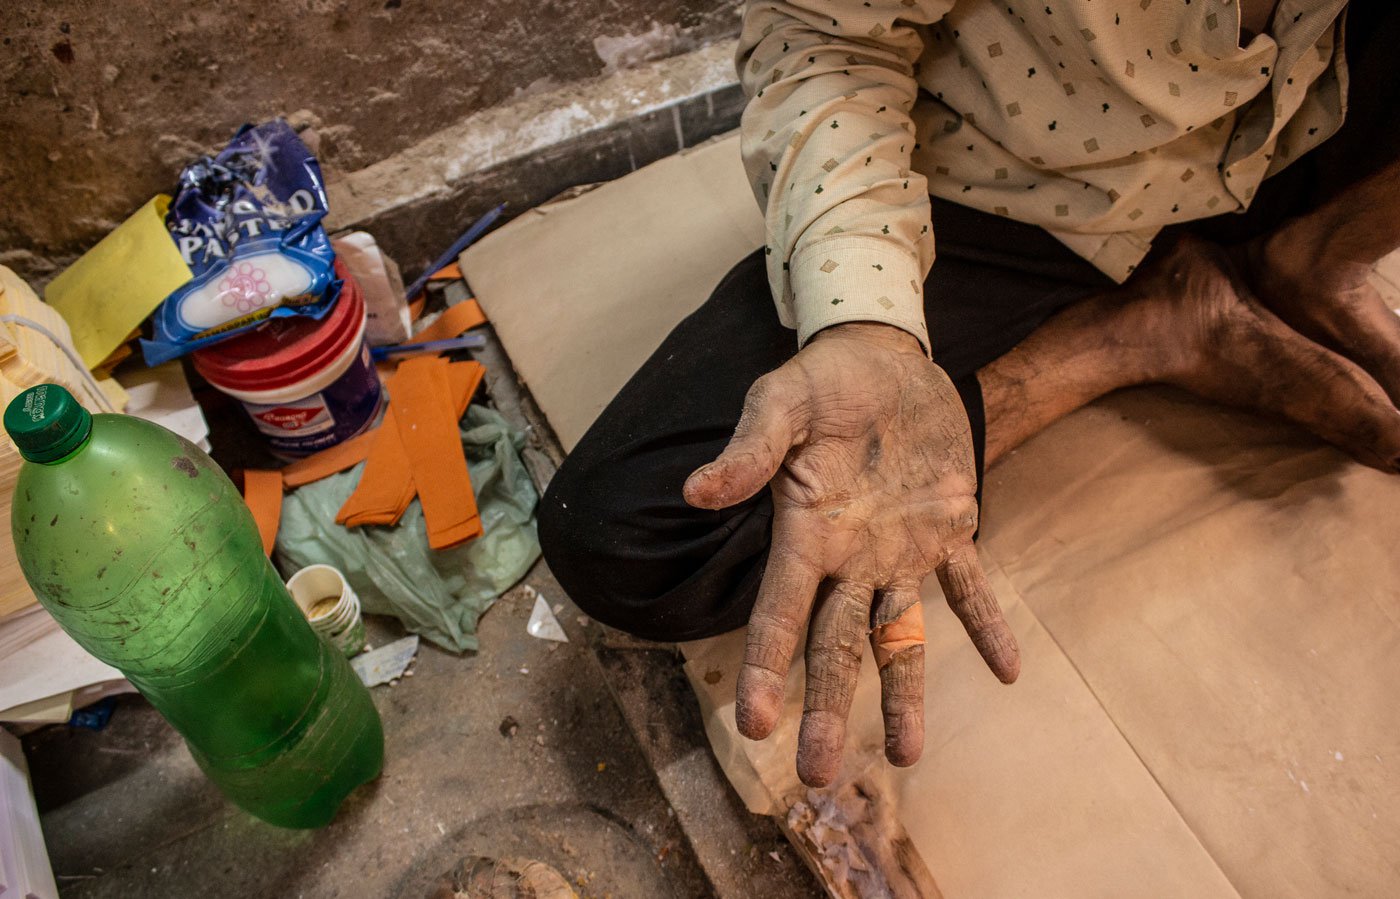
[{"x1": 739, "y1": 0, "x2": 1349, "y2": 352}]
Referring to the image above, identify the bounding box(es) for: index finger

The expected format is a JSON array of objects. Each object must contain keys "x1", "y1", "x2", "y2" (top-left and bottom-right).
[
  {"x1": 935, "y1": 542, "x2": 1020, "y2": 683},
  {"x1": 736, "y1": 526, "x2": 823, "y2": 741}
]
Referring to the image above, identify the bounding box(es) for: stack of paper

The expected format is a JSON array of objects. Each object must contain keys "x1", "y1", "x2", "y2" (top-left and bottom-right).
[
  {"x1": 0, "y1": 629, "x2": 127, "y2": 725},
  {"x1": 0, "y1": 265, "x2": 116, "y2": 415},
  {"x1": 0, "y1": 264, "x2": 119, "y2": 633},
  {"x1": 0, "y1": 265, "x2": 153, "y2": 722},
  {"x1": 121, "y1": 360, "x2": 212, "y2": 452},
  {"x1": 0, "y1": 728, "x2": 60, "y2": 899}
]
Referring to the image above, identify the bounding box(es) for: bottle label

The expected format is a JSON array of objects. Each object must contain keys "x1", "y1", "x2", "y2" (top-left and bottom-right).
[
  {"x1": 236, "y1": 343, "x2": 383, "y2": 459},
  {"x1": 245, "y1": 395, "x2": 336, "y2": 438}
]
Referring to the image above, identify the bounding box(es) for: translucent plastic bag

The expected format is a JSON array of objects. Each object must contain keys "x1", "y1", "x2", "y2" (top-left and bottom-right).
[
  {"x1": 142, "y1": 119, "x2": 339, "y2": 365},
  {"x1": 275, "y1": 405, "x2": 540, "y2": 652}
]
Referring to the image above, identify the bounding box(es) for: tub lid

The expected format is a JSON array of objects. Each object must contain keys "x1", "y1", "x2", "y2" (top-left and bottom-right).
[{"x1": 193, "y1": 267, "x2": 366, "y2": 393}]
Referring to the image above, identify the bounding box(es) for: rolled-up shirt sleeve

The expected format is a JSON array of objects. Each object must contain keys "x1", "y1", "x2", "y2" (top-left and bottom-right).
[{"x1": 738, "y1": 0, "x2": 953, "y2": 353}]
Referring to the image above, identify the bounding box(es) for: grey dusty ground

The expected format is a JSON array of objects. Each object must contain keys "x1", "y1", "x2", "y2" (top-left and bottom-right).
[{"x1": 23, "y1": 563, "x2": 821, "y2": 899}]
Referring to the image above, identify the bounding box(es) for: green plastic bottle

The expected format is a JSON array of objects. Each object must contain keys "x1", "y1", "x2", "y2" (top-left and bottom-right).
[{"x1": 4, "y1": 383, "x2": 383, "y2": 828}]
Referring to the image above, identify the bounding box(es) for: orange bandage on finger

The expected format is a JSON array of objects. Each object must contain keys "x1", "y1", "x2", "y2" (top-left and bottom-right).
[{"x1": 871, "y1": 603, "x2": 927, "y2": 668}]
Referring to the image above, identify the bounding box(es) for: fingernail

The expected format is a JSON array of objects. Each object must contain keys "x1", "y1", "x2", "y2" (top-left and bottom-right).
[{"x1": 682, "y1": 467, "x2": 708, "y2": 495}]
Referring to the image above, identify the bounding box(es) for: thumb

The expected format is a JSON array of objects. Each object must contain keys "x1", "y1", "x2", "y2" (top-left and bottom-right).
[{"x1": 684, "y1": 375, "x2": 802, "y2": 510}]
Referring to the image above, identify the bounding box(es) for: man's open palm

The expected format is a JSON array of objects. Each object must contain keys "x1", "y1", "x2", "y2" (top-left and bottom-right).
[{"x1": 683, "y1": 322, "x2": 1020, "y2": 787}]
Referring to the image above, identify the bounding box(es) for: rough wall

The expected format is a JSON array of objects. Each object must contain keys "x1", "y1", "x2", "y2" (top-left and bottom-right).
[{"x1": 0, "y1": 0, "x2": 743, "y2": 281}]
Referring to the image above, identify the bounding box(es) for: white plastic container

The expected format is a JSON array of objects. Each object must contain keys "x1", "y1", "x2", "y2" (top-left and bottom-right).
[
  {"x1": 286, "y1": 564, "x2": 366, "y2": 657},
  {"x1": 331, "y1": 231, "x2": 411, "y2": 346}
]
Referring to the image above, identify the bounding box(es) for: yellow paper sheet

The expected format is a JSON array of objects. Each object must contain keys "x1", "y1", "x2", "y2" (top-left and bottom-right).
[{"x1": 45, "y1": 195, "x2": 190, "y2": 368}]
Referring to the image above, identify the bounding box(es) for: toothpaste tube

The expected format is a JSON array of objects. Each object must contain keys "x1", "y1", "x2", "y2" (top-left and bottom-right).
[{"x1": 140, "y1": 119, "x2": 340, "y2": 365}]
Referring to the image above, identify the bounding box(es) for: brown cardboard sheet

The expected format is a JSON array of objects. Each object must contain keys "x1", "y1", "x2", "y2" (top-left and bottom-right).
[
  {"x1": 462, "y1": 133, "x2": 1400, "y2": 896},
  {"x1": 976, "y1": 388, "x2": 1400, "y2": 897},
  {"x1": 683, "y1": 565, "x2": 1240, "y2": 898},
  {"x1": 462, "y1": 135, "x2": 765, "y2": 453}
]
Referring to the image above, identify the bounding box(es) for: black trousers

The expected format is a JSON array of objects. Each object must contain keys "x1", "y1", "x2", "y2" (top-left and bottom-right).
[{"x1": 539, "y1": 3, "x2": 1400, "y2": 643}]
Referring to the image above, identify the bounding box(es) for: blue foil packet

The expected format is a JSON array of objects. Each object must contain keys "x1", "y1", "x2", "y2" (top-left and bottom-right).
[{"x1": 140, "y1": 119, "x2": 340, "y2": 365}]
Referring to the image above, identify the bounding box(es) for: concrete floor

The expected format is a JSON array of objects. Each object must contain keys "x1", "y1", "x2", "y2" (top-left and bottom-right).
[{"x1": 23, "y1": 561, "x2": 821, "y2": 898}]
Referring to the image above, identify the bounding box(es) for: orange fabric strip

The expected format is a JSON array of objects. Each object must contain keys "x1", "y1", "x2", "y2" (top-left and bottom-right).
[
  {"x1": 411, "y1": 299, "x2": 487, "y2": 344},
  {"x1": 391, "y1": 357, "x2": 482, "y2": 550},
  {"x1": 871, "y1": 603, "x2": 927, "y2": 669},
  {"x1": 429, "y1": 262, "x2": 462, "y2": 281},
  {"x1": 279, "y1": 429, "x2": 379, "y2": 489},
  {"x1": 241, "y1": 469, "x2": 285, "y2": 556},
  {"x1": 336, "y1": 403, "x2": 415, "y2": 527},
  {"x1": 336, "y1": 360, "x2": 485, "y2": 531},
  {"x1": 237, "y1": 361, "x2": 486, "y2": 552},
  {"x1": 445, "y1": 359, "x2": 487, "y2": 419}
]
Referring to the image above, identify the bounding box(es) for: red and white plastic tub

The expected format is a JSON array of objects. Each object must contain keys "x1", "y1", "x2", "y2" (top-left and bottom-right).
[{"x1": 193, "y1": 266, "x2": 384, "y2": 458}]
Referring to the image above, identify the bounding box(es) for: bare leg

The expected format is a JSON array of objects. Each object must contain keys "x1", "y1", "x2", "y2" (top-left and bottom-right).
[
  {"x1": 980, "y1": 291, "x2": 1159, "y2": 467},
  {"x1": 980, "y1": 236, "x2": 1400, "y2": 470},
  {"x1": 1246, "y1": 157, "x2": 1400, "y2": 404}
]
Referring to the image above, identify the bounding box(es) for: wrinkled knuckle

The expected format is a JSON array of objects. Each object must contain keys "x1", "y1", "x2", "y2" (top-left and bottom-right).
[
  {"x1": 746, "y1": 620, "x2": 795, "y2": 671},
  {"x1": 955, "y1": 589, "x2": 1002, "y2": 626},
  {"x1": 745, "y1": 372, "x2": 786, "y2": 412},
  {"x1": 880, "y1": 670, "x2": 924, "y2": 714},
  {"x1": 810, "y1": 634, "x2": 864, "y2": 675},
  {"x1": 770, "y1": 544, "x2": 821, "y2": 579},
  {"x1": 940, "y1": 546, "x2": 984, "y2": 586},
  {"x1": 806, "y1": 680, "x2": 854, "y2": 712},
  {"x1": 956, "y1": 500, "x2": 979, "y2": 534}
]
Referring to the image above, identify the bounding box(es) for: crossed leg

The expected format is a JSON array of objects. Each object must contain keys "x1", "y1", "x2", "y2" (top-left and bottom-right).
[{"x1": 981, "y1": 233, "x2": 1400, "y2": 471}]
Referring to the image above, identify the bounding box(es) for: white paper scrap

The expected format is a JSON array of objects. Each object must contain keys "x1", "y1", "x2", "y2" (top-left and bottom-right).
[
  {"x1": 527, "y1": 592, "x2": 569, "y2": 643},
  {"x1": 119, "y1": 361, "x2": 210, "y2": 448},
  {"x1": 1, "y1": 729, "x2": 60, "y2": 899},
  {"x1": 351, "y1": 635, "x2": 419, "y2": 688}
]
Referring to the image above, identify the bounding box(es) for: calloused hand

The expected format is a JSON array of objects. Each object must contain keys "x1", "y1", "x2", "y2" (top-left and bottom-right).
[{"x1": 683, "y1": 321, "x2": 1020, "y2": 787}]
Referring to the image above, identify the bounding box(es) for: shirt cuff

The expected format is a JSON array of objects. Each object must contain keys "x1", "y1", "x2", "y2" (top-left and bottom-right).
[{"x1": 790, "y1": 236, "x2": 931, "y2": 354}]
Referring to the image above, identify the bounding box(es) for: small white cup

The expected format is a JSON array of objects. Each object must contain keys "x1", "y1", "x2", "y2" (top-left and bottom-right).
[{"x1": 286, "y1": 564, "x2": 366, "y2": 657}]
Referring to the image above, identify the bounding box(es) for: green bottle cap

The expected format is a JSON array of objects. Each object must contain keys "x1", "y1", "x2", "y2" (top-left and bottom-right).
[{"x1": 4, "y1": 384, "x2": 93, "y2": 463}]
